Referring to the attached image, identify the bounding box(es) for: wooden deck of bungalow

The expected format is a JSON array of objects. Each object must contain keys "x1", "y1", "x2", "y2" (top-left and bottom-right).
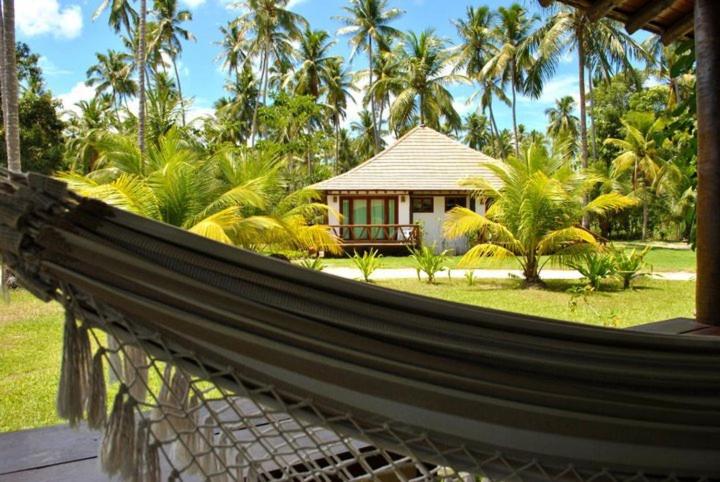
[
  {"x1": 1, "y1": 319, "x2": 715, "y2": 482},
  {"x1": 328, "y1": 224, "x2": 421, "y2": 250}
]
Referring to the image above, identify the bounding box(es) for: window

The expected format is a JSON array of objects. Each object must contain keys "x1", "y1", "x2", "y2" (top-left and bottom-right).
[
  {"x1": 445, "y1": 196, "x2": 467, "y2": 212},
  {"x1": 412, "y1": 197, "x2": 433, "y2": 213}
]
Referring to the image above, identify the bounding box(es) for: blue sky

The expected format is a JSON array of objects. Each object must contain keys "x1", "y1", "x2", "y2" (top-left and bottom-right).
[{"x1": 16, "y1": 0, "x2": 642, "y2": 134}]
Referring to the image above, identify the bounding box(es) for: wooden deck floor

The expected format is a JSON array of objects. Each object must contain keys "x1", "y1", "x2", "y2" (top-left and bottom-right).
[{"x1": 1, "y1": 318, "x2": 716, "y2": 481}]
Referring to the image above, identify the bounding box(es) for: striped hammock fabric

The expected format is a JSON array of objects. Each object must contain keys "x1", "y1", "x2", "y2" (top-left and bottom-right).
[{"x1": 1, "y1": 170, "x2": 719, "y2": 482}]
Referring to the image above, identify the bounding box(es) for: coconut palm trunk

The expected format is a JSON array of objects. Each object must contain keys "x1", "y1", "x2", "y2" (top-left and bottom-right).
[
  {"x1": 249, "y1": 48, "x2": 269, "y2": 147},
  {"x1": 368, "y1": 37, "x2": 379, "y2": 151},
  {"x1": 0, "y1": 4, "x2": 9, "y2": 153},
  {"x1": 137, "y1": 0, "x2": 148, "y2": 164},
  {"x1": 510, "y1": 61, "x2": 519, "y2": 157},
  {"x1": 172, "y1": 56, "x2": 186, "y2": 126},
  {"x1": 1, "y1": 0, "x2": 20, "y2": 173},
  {"x1": 576, "y1": 23, "x2": 590, "y2": 228}
]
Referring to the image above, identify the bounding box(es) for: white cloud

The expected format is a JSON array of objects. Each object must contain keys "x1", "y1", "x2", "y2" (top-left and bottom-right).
[
  {"x1": 39, "y1": 56, "x2": 72, "y2": 77},
  {"x1": 17, "y1": 0, "x2": 82, "y2": 39},
  {"x1": 452, "y1": 95, "x2": 477, "y2": 118},
  {"x1": 181, "y1": 0, "x2": 207, "y2": 7},
  {"x1": 287, "y1": 0, "x2": 309, "y2": 9},
  {"x1": 58, "y1": 82, "x2": 95, "y2": 115}
]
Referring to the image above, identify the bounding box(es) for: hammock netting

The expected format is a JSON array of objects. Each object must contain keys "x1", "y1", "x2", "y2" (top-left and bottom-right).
[{"x1": 1, "y1": 170, "x2": 719, "y2": 482}]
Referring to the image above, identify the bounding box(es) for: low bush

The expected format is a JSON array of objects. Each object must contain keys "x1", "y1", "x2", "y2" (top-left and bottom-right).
[{"x1": 612, "y1": 246, "x2": 651, "y2": 289}]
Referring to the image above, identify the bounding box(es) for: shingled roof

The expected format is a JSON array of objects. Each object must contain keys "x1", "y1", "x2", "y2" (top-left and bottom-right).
[{"x1": 312, "y1": 126, "x2": 503, "y2": 192}]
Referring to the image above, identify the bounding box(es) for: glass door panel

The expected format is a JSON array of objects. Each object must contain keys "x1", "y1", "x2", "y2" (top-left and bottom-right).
[
  {"x1": 340, "y1": 199, "x2": 351, "y2": 240},
  {"x1": 370, "y1": 199, "x2": 385, "y2": 239},
  {"x1": 352, "y1": 199, "x2": 368, "y2": 239},
  {"x1": 387, "y1": 199, "x2": 397, "y2": 239}
]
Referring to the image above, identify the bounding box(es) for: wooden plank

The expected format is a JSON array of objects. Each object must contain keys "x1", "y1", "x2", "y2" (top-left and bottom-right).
[
  {"x1": 0, "y1": 424, "x2": 100, "y2": 476},
  {"x1": 626, "y1": 0, "x2": 677, "y2": 33},
  {"x1": 662, "y1": 11, "x2": 694, "y2": 45},
  {"x1": 630, "y1": 317, "x2": 703, "y2": 334},
  {"x1": 587, "y1": 0, "x2": 621, "y2": 22}
]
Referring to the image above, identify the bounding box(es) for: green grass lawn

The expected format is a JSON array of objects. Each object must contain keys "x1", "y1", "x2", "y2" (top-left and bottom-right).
[
  {"x1": 320, "y1": 242, "x2": 696, "y2": 272},
  {"x1": 0, "y1": 277, "x2": 694, "y2": 432}
]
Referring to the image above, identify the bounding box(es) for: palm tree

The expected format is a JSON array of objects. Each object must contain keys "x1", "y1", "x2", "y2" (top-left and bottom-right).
[
  {"x1": 444, "y1": 143, "x2": 636, "y2": 286},
  {"x1": 365, "y1": 49, "x2": 402, "y2": 135},
  {"x1": 59, "y1": 132, "x2": 340, "y2": 253},
  {"x1": 385, "y1": 30, "x2": 462, "y2": 133},
  {"x1": 65, "y1": 95, "x2": 114, "y2": 173},
  {"x1": 463, "y1": 112, "x2": 492, "y2": 152},
  {"x1": 154, "y1": 0, "x2": 195, "y2": 126},
  {"x1": 86, "y1": 50, "x2": 138, "y2": 120},
  {"x1": 336, "y1": 0, "x2": 403, "y2": 151},
  {"x1": 211, "y1": 66, "x2": 258, "y2": 146},
  {"x1": 325, "y1": 58, "x2": 356, "y2": 173},
  {"x1": 481, "y1": 3, "x2": 542, "y2": 157},
  {"x1": 604, "y1": 111, "x2": 665, "y2": 240},
  {"x1": 137, "y1": 0, "x2": 148, "y2": 159},
  {"x1": 291, "y1": 27, "x2": 336, "y2": 98},
  {"x1": 0, "y1": 0, "x2": 20, "y2": 172},
  {"x1": 545, "y1": 96, "x2": 579, "y2": 154},
  {"x1": 93, "y1": 0, "x2": 137, "y2": 34},
  {"x1": 236, "y1": 0, "x2": 307, "y2": 146},
  {"x1": 218, "y1": 21, "x2": 248, "y2": 85},
  {"x1": 351, "y1": 110, "x2": 383, "y2": 161},
  {"x1": 539, "y1": 7, "x2": 647, "y2": 172}
]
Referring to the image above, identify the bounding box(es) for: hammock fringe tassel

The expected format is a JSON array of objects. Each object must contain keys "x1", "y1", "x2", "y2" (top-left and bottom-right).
[
  {"x1": 87, "y1": 348, "x2": 107, "y2": 430},
  {"x1": 56, "y1": 310, "x2": 92, "y2": 427},
  {"x1": 100, "y1": 384, "x2": 136, "y2": 479}
]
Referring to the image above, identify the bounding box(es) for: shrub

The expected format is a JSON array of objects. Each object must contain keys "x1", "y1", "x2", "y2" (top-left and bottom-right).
[
  {"x1": 565, "y1": 251, "x2": 616, "y2": 290},
  {"x1": 612, "y1": 246, "x2": 650, "y2": 289},
  {"x1": 350, "y1": 249, "x2": 383, "y2": 282},
  {"x1": 409, "y1": 245, "x2": 450, "y2": 284},
  {"x1": 464, "y1": 270, "x2": 476, "y2": 286},
  {"x1": 298, "y1": 257, "x2": 326, "y2": 271}
]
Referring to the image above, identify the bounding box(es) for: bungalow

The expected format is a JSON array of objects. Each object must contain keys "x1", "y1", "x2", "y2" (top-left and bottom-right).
[{"x1": 312, "y1": 125, "x2": 503, "y2": 254}]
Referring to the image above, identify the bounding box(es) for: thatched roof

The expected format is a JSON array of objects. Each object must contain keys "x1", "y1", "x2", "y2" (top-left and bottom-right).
[{"x1": 312, "y1": 126, "x2": 503, "y2": 192}]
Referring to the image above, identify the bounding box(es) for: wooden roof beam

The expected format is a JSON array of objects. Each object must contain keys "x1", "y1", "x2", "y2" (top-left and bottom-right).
[
  {"x1": 626, "y1": 0, "x2": 677, "y2": 34},
  {"x1": 587, "y1": 0, "x2": 622, "y2": 22},
  {"x1": 662, "y1": 12, "x2": 695, "y2": 45}
]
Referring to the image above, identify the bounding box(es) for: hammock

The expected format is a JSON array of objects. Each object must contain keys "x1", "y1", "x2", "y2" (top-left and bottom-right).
[{"x1": 1, "y1": 170, "x2": 719, "y2": 482}]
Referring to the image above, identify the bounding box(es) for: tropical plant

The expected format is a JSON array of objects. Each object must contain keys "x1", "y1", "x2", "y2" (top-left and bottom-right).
[
  {"x1": 604, "y1": 111, "x2": 666, "y2": 240},
  {"x1": 612, "y1": 245, "x2": 650, "y2": 289},
  {"x1": 325, "y1": 58, "x2": 356, "y2": 173},
  {"x1": 481, "y1": 3, "x2": 544, "y2": 156},
  {"x1": 383, "y1": 29, "x2": 462, "y2": 133},
  {"x1": 444, "y1": 143, "x2": 637, "y2": 286},
  {"x1": 291, "y1": 27, "x2": 336, "y2": 98},
  {"x1": 154, "y1": 0, "x2": 195, "y2": 125},
  {"x1": 409, "y1": 245, "x2": 450, "y2": 284},
  {"x1": 464, "y1": 269, "x2": 476, "y2": 286},
  {"x1": 565, "y1": 250, "x2": 616, "y2": 290},
  {"x1": 545, "y1": 96, "x2": 579, "y2": 153},
  {"x1": 351, "y1": 110, "x2": 383, "y2": 160},
  {"x1": 350, "y1": 248, "x2": 383, "y2": 282},
  {"x1": 59, "y1": 130, "x2": 340, "y2": 254},
  {"x1": 85, "y1": 50, "x2": 137, "y2": 122},
  {"x1": 298, "y1": 256, "x2": 326, "y2": 271},
  {"x1": 538, "y1": 7, "x2": 648, "y2": 171},
  {"x1": 235, "y1": 0, "x2": 307, "y2": 146},
  {"x1": 463, "y1": 112, "x2": 493, "y2": 152},
  {"x1": 336, "y1": 0, "x2": 403, "y2": 151}
]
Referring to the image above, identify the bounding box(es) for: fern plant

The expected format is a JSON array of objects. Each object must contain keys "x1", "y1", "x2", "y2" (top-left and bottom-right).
[
  {"x1": 612, "y1": 246, "x2": 650, "y2": 289},
  {"x1": 409, "y1": 245, "x2": 450, "y2": 284},
  {"x1": 350, "y1": 249, "x2": 383, "y2": 282}
]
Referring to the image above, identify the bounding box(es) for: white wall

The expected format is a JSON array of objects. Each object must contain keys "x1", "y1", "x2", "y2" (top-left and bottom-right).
[
  {"x1": 327, "y1": 195, "x2": 340, "y2": 225},
  {"x1": 398, "y1": 195, "x2": 410, "y2": 224}
]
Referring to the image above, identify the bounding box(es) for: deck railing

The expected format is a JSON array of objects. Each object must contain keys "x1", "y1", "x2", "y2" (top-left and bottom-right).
[{"x1": 328, "y1": 224, "x2": 420, "y2": 247}]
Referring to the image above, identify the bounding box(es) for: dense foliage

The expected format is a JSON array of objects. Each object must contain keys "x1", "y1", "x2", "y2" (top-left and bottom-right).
[{"x1": 2, "y1": 1, "x2": 697, "y2": 257}]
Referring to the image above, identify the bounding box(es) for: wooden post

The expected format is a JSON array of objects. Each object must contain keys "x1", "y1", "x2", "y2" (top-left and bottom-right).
[{"x1": 695, "y1": 0, "x2": 720, "y2": 325}]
